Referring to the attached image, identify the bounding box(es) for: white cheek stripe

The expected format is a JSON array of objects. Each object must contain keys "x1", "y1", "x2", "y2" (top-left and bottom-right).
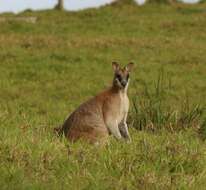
[
  {"x1": 125, "y1": 79, "x2": 130, "y2": 91},
  {"x1": 116, "y1": 78, "x2": 122, "y2": 86}
]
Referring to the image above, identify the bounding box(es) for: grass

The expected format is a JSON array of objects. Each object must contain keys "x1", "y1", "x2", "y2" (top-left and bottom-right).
[
  {"x1": 131, "y1": 69, "x2": 205, "y2": 132},
  {"x1": 0, "y1": 1, "x2": 206, "y2": 189}
]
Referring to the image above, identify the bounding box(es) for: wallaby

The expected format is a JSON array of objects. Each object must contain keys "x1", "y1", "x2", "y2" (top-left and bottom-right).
[{"x1": 57, "y1": 62, "x2": 134, "y2": 144}]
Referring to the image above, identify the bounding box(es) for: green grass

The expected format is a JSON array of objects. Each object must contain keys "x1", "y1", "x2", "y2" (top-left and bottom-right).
[
  {"x1": 131, "y1": 69, "x2": 205, "y2": 132},
  {"x1": 0, "y1": 1, "x2": 206, "y2": 189}
]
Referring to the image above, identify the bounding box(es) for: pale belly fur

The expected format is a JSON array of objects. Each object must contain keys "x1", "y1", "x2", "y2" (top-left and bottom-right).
[{"x1": 116, "y1": 92, "x2": 129, "y2": 124}]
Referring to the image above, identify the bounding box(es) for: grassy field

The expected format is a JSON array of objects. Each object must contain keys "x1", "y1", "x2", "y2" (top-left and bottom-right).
[{"x1": 0, "y1": 1, "x2": 206, "y2": 189}]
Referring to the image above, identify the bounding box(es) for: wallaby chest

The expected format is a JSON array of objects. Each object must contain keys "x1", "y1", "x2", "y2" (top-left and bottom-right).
[
  {"x1": 114, "y1": 91, "x2": 129, "y2": 123},
  {"x1": 120, "y1": 92, "x2": 129, "y2": 112}
]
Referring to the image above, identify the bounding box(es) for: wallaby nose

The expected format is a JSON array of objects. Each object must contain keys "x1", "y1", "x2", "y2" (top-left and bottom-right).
[{"x1": 121, "y1": 80, "x2": 127, "y2": 87}]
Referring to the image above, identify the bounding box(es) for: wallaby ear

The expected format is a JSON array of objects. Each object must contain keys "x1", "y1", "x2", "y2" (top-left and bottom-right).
[
  {"x1": 112, "y1": 61, "x2": 120, "y2": 72},
  {"x1": 125, "y1": 62, "x2": 134, "y2": 72}
]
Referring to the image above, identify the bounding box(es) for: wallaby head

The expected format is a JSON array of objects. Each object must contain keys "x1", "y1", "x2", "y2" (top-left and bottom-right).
[{"x1": 112, "y1": 62, "x2": 134, "y2": 90}]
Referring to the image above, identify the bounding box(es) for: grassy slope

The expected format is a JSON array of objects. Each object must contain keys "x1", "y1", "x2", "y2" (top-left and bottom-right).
[{"x1": 0, "y1": 2, "x2": 206, "y2": 189}]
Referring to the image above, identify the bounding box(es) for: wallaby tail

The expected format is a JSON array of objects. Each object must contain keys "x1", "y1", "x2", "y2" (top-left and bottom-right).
[{"x1": 54, "y1": 126, "x2": 63, "y2": 137}]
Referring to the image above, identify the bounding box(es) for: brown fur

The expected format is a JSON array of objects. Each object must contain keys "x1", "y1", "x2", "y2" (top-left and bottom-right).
[{"x1": 59, "y1": 62, "x2": 134, "y2": 144}]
